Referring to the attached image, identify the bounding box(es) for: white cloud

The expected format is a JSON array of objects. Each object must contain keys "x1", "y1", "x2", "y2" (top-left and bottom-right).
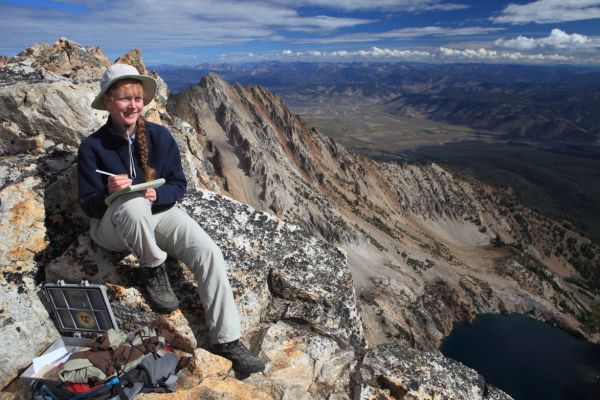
[
  {"x1": 355, "y1": 47, "x2": 431, "y2": 57},
  {"x1": 330, "y1": 50, "x2": 350, "y2": 56},
  {"x1": 374, "y1": 47, "x2": 420, "y2": 57},
  {"x1": 294, "y1": 26, "x2": 504, "y2": 44},
  {"x1": 282, "y1": 15, "x2": 375, "y2": 33},
  {"x1": 380, "y1": 26, "x2": 504, "y2": 38},
  {"x1": 279, "y1": 45, "x2": 574, "y2": 62},
  {"x1": 493, "y1": 0, "x2": 600, "y2": 24},
  {"x1": 495, "y1": 29, "x2": 600, "y2": 50},
  {"x1": 437, "y1": 46, "x2": 571, "y2": 62},
  {"x1": 280, "y1": 46, "x2": 431, "y2": 59},
  {"x1": 1, "y1": 0, "x2": 595, "y2": 66},
  {"x1": 0, "y1": 0, "x2": 374, "y2": 53},
  {"x1": 274, "y1": 0, "x2": 468, "y2": 12}
]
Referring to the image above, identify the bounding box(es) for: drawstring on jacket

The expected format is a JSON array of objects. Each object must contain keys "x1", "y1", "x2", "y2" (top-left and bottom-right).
[{"x1": 128, "y1": 133, "x2": 137, "y2": 180}]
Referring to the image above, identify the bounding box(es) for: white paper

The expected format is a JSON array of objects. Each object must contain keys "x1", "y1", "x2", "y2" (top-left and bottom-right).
[{"x1": 32, "y1": 342, "x2": 68, "y2": 373}]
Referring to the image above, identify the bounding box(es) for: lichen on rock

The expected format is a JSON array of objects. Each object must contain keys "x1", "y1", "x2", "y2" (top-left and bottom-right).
[{"x1": 356, "y1": 343, "x2": 512, "y2": 400}]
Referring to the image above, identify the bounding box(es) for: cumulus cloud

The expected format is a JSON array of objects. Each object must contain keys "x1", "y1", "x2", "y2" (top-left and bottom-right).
[
  {"x1": 280, "y1": 45, "x2": 573, "y2": 63},
  {"x1": 495, "y1": 29, "x2": 600, "y2": 50},
  {"x1": 282, "y1": 46, "x2": 430, "y2": 59},
  {"x1": 493, "y1": 0, "x2": 600, "y2": 24},
  {"x1": 349, "y1": 47, "x2": 431, "y2": 57},
  {"x1": 437, "y1": 46, "x2": 571, "y2": 62}
]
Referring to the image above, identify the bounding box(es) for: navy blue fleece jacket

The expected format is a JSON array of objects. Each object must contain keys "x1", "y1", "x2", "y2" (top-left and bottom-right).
[{"x1": 78, "y1": 119, "x2": 187, "y2": 219}]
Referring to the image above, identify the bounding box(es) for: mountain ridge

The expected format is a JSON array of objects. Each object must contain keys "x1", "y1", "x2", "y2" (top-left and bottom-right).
[
  {"x1": 167, "y1": 67, "x2": 600, "y2": 352},
  {"x1": 155, "y1": 61, "x2": 600, "y2": 145}
]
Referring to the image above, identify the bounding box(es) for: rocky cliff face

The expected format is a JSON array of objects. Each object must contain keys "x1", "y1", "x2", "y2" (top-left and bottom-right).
[
  {"x1": 42, "y1": 190, "x2": 364, "y2": 399},
  {"x1": 0, "y1": 38, "x2": 596, "y2": 399},
  {"x1": 168, "y1": 70, "x2": 599, "y2": 352}
]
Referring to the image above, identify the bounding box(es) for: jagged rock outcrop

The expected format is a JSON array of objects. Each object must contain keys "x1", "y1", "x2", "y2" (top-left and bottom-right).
[
  {"x1": 44, "y1": 189, "x2": 365, "y2": 350},
  {"x1": 44, "y1": 189, "x2": 364, "y2": 399},
  {"x1": 0, "y1": 38, "x2": 109, "y2": 155},
  {"x1": 19, "y1": 37, "x2": 108, "y2": 80},
  {"x1": 356, "y1": 343, "x2": 511, "y2": 399},
  {"x1": 0, "y1": 147, "x2": 82, "y2": 390}
]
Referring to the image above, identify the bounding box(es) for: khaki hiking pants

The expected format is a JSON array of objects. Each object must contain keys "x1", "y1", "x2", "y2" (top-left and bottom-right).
[{"x1": 89, "y1": 192, "x2": 241, "y2": 344}]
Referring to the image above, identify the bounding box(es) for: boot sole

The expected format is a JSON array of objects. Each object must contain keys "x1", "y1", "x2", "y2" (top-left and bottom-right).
[
  {"x1": 148, "y1": 300, "x2": 179, "y2": 314},
  {"x1": 233, "y1": 364, "x2": 266, "y2": 374}
]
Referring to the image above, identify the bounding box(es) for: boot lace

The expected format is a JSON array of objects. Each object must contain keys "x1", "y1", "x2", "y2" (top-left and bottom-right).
[{"x1": 149, "y1": 266, "x2": 170, "y2": 293}]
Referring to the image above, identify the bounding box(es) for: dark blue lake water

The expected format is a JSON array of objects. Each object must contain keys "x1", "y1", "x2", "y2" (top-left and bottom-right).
[{"x1": 440, "y1": 314, "x2": 600, "y2": 400}]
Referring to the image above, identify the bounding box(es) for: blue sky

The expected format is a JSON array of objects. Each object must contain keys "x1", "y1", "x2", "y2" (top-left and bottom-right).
[{"x1": 1, "y1": 0, "x2": 599, "y2": 65}]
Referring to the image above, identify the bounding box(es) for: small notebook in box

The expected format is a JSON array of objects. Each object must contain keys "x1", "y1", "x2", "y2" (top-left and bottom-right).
[{"x1": 20, "y1": 281, "x2": 119, "y2": 383}]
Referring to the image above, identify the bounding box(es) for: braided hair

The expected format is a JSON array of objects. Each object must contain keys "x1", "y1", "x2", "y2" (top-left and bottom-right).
[{"x1": 135, "y1": 114, "x2": 155, "y2": 182}]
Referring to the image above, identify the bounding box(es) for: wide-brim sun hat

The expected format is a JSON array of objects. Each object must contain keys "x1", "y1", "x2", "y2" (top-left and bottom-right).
[{"x1": 91, "y1": 63, "x2": 157, "y2": 110}]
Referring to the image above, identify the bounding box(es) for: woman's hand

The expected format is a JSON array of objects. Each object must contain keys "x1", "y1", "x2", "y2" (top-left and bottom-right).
[
  {"x1": 107, "y1": 174, "x2": 132, "y2": 194},
  {"x1": 142, "y1": 188, "x2": 157, "y2": 203}
]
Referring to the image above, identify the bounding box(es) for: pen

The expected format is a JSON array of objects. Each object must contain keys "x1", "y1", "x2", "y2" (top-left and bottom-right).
[
  {"x1": 95, "y1": 169, "x2": 116, "y2": 177},
  {"x1": 51, "y1": 350, "x2": 72, "y2": 365}
]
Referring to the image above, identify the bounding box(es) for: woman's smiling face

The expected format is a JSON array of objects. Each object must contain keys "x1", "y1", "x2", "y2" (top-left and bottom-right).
[{"x1": 103, "y1": 80, "x2": 144, "y2": 130}]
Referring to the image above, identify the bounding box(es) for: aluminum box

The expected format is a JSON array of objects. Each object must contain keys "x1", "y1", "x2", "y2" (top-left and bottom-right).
[{"x1": 20, "y1": 281, "x2": 118, "y2": 383}]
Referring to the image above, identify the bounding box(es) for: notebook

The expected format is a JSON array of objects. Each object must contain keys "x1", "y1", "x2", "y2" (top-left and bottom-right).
[{"x1": 104, "y1": 178, "x2": 165, "y2": 205}]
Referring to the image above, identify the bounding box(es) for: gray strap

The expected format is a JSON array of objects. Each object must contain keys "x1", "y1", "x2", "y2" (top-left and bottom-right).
[
  {"x1": 108, "y1": 382, "x2": 144, "y2": 400},
  {"x1": 137, "y1": 352, "x2": 178, "y2": 386}
]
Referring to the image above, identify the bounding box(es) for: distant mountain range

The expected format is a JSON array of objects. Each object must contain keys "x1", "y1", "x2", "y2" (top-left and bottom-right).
[
  {"x1": 153, "y1": 61, "x2": 600, "y2": 145},
  {"x1": 154, "y1": 61, "x2": 600, "y2": 244}
]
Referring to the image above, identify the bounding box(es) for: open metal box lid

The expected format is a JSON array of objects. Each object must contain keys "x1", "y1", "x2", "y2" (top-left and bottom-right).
[
  {"x1": 20, "y1": 282, "x2": 119, "y2": 382},
  {"x1": 44, "y1": 281, "x2": 118, "y2": 335}
]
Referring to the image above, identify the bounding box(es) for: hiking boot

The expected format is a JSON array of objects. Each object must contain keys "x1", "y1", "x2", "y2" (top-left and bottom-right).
[
  {"x1": 141, "y1": 264, "x2": 179, "y2": 313},
  {"x1": 211, "y1": 340, "x2": 266, "y2": 374}
]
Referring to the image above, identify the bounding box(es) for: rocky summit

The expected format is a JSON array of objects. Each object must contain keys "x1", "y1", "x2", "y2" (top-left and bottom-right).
[{"x1": 0, "y1": 38, "x2": 598, "y2": 399}]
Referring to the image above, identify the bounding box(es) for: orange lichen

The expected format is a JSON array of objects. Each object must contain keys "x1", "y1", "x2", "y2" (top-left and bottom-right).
[{"x1": 9, "y1": 198, "x2": 44, "y2": 226}]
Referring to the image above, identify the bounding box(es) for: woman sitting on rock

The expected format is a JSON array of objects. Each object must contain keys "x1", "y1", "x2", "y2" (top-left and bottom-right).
[{"x1": 77, "y1": 63, "x2": 265, "y2": 375}]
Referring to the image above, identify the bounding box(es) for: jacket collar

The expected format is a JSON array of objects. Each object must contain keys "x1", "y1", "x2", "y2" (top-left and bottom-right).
[{"x1": 103, "y1": 116, "x2": 134, "y2": 144}]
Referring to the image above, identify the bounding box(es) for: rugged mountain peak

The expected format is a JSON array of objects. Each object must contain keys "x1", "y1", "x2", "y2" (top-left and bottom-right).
[
  {"x1": 169, "y1": 65, "x2": 599, "y2": 353},
  {"x1": 0, "y1": 38, "x2": 113, "y2": 155},
  {"x1": 16, "y1": 37, "x2": 110, "y2": 81},
  {"x1": 170, "y1": 72, "x2": 487, "y2": 246},
  {"x1": 115, "y1": 48, "x2": 148, "y2": 75},
  {"x1": 200, "y1": 71, "x2": 227, "y2": 86}
]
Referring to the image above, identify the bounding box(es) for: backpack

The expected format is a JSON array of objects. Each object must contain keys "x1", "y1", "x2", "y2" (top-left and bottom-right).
[{"x1": 32, "y1": 351, "x2": 179, "y2": 400}]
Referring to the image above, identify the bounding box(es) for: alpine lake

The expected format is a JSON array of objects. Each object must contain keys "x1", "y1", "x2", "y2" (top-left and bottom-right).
[{"x1": 440, "y1": 313, "x2": 600, "y2": 400}]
